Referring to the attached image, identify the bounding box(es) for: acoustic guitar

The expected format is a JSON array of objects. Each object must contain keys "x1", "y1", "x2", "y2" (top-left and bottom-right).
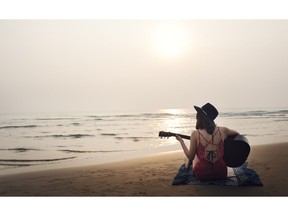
[{"x1": 159, "y1": 131, "x2": 250, "y2": 167}]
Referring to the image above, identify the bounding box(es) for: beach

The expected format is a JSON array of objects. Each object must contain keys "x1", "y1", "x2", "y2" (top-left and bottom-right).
[{"x1": 0, "y1": 142, "x2": 287, "y2": 196}]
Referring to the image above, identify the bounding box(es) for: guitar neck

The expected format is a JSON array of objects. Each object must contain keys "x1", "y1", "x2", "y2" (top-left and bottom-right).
[{"x1": 170, "y1": 132, "x2": 191, "y2": 140}]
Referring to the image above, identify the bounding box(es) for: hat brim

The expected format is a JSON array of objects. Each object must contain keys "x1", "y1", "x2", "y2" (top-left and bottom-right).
[{"x1": 194, "y1": 105, "x2": 214, "y2": 122}]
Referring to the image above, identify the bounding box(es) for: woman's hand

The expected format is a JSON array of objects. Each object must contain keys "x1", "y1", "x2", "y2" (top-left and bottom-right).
[{"x1": 175, "y1": 134, "x2": 183, "y2": 143}]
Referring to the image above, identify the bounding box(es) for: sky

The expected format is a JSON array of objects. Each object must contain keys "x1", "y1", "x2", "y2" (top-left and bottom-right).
[{"x1": 1, "y1": 20, "x2": 288, "y2": 113}]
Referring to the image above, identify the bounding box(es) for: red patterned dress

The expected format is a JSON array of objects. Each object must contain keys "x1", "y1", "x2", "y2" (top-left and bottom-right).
[{"x1": 193, "y1": 127, "x2": 227, "y2": 180}]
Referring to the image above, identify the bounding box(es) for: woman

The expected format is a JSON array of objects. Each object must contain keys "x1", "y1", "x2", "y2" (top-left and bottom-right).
[{"x1": 176, "y1": 103, "x2": 239, "y2": 180}]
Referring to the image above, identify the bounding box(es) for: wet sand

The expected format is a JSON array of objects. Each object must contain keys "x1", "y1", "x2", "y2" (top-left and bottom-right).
[{"x1": 0, "y1": 142, "x2": 287, "y2": 196}]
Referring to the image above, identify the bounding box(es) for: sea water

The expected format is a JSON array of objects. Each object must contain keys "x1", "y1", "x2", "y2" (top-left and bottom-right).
[{"x1": 0, "y1": 108, "x2": 288, "y2": 175}]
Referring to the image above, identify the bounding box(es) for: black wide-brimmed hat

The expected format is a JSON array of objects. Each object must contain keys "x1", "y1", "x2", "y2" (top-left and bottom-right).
[{"x1": 194, "y1": 103, "x2": 218, "y2": 122}]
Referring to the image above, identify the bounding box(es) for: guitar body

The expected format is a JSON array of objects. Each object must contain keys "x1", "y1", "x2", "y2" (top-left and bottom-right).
[
  {"x1": 223, "y1": 134, "x2": 250, "y2": 167},
  {"x1": 159, "y1": 131, "x2": 250, "y2": 168}
]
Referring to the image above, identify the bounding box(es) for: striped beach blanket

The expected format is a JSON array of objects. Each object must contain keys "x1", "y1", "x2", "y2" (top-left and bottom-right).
[{"x1": 172, "y1": 163, "x2": 263, "y2": 186}]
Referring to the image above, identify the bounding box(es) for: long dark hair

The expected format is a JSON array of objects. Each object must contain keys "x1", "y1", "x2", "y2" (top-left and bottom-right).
[{"x1": 195, "y1": 113, "x2": 216, "y2": 135}]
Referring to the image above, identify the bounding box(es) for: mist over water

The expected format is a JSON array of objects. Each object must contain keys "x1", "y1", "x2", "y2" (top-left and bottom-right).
[{"x1": 0, "y1": 108, "x2": 287, "y2": 175}]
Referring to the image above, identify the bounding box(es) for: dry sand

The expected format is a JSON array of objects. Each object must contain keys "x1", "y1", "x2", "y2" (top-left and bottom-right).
[{"x1": 0, "y1": 142, "x2": 287, "y2": 196}]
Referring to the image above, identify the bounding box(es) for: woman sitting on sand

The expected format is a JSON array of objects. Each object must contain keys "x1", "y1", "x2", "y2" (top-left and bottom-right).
[{"x1": 176, "y1": 103, "x2": 239, "y2": 180}]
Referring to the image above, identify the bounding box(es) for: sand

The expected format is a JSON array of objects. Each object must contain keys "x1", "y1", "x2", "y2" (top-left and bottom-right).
[{"x1": 0, "y1": 142, "x2": 287, "y2": 196}]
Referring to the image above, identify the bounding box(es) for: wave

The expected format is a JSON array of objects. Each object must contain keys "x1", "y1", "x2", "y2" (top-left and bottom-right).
[
  {"x1": 0, "y1": 163, "x2": 33, "y2": 167},
  {"x1": 220, "y1": 110, "x2": 288, "y2": 118},
  {"x1": 87, "y1": 114, "x2": 138, "y2": 118},
  {"x1": 100, "y1": 133, "x2": 117, "y2": 136},
  {"x1": 86, "y1": 116, "x2": 105, "y2": 120},
  {"x1": 84, "y1": 110, "x2": 288, "y2": 121},
  {"x1": 28, "y1": 134, "x2": 94, "y2": 139},
  {"x1": 277, "y1": 110, "x2": 288, "y2": 114},
  {"x1": 86, "y1": 112, "x2": 189, "y2": 120},
  {"x1": 0, "y1": 125, "x2": 38, "y2": 129},
  {"x1": 114, "y1": 136, "x2": 157, "y2": 142},
  {"x1": 0, "y1": 156, "x2": 76, "y2": 163},
  {"x1": 0, "y1": 148, "x2": 40, "y2": 152},
  {"x1": 51, "y1": 134, "x2": 93, "y2": 139},
  {"x1": 59, "y1": 149, "x2": 124, "y2": 153},
  {"x1": 35, "y1": 118, "x2": 78, "y2": 121},
  {"x1": 273, "y1": 118, "x2": 288, "y2": 122}
]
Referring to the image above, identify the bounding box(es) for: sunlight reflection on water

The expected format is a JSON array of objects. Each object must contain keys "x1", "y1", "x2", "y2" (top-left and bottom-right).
[{"x1": 1, "y1": 108, "x2": 287, "y2": 175}]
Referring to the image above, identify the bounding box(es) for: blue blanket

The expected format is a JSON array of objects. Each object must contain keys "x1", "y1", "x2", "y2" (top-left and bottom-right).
[{"x1": 172, "y1": 163, "x2": 263, "y2": 186}]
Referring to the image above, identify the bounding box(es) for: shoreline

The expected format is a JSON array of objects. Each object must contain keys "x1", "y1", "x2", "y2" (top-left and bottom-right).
[
  {"x1": 0, "y1": 145, "x2": 181, "y2": 176},
  {"x1": 0, "y1": 140, "x2": 280, "y2": 177},
  {"x1": 0, "y1": 142, "x2": 287, "y2": 196}
]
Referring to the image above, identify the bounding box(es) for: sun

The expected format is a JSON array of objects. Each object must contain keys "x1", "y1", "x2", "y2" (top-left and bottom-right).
[{"x1": 150, "y1": 22, "x2": 190, "y2": 59}]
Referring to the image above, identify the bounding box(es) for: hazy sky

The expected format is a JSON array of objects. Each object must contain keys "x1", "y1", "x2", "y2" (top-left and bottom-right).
[{"x1": 1, "y1": 20, "x2": 288, "y2": 113}]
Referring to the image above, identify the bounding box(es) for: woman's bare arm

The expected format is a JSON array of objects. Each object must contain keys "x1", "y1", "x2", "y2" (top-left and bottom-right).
[
  {"x1": 176, "y1": 131, "x2": 197, "y2": 160},
  {"x1": 221, "y1": 127, "x2": 239, "y2": 139}
]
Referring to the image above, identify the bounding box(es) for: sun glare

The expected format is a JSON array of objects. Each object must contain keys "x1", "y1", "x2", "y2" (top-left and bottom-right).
[
  {"x1": 158, "y1": 109, "x2": 188, "y2": 133},
  {"x1": 162, "y1": 109, "x2": 186, "y2": 115},
  {"x1": 151, "y1": 23, "x2": 190, "y2": 59}
]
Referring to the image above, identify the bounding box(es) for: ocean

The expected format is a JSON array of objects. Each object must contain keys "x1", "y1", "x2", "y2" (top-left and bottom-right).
[{"x1": 0, "y1": 108, "x2": 288, "y2": 175}]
